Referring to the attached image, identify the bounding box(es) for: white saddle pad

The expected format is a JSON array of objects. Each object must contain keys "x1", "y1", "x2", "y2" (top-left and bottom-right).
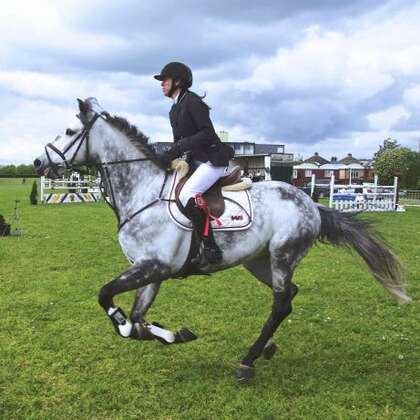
[{"x1": 167, "y1": 172, "x2": 253, "y2": 231}]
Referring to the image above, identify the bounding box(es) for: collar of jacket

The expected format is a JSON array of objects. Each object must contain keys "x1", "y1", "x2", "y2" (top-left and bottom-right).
[{"x1": 176, "y1": 91, "x2": 188, "y2": 105}]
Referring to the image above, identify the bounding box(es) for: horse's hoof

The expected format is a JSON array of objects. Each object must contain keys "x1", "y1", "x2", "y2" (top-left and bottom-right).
[
  {"x1": 175, "y1": 327, "x2": 197, "y2": 343},
  {"x1": 235, "y1": 364, "x2": 255, "y2": 382},
  {"x1": 263, "y1": 342, "x2": 278, "y2": 360},
  {"x1": 291, "y1": 283, "x2": 299, "y2": 299}
]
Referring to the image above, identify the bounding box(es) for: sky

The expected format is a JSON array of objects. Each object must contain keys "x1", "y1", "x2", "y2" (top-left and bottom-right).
[{"x1": 1, "y1": 0, "x2": 420, "y2": 165}]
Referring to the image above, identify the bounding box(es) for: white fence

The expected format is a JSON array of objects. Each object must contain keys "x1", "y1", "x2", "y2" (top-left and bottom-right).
[
  {"x1": 41, "y1": 172, "x2": 102, "y2": 204},
  {"x1": 328, "y1": 174, "x2": 398, "y2": 212}
]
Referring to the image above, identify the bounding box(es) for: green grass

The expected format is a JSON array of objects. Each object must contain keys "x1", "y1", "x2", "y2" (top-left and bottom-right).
[{"x1": 0, "y1": 178, "x2": 419, "y2": 420}]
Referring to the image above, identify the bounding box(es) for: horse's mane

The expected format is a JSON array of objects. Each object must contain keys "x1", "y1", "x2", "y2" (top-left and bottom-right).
[{"x1": 105, "y1": 114, "x2": 168, "y2": 170}]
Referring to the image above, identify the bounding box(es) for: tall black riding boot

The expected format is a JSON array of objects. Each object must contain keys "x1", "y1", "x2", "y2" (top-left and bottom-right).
[{"x1": 184, "y1": 197, "x2": 222, "y2": 264}]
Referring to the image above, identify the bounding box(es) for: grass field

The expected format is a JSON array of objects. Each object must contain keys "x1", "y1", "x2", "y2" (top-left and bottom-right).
[{"x1": 0, "y1": 178, "x2": 419, "y2": 420}]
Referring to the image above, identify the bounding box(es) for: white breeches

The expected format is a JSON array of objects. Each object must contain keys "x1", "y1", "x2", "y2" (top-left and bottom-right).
[{"x1": 179, "y1": 161, "x2": 229, "y2": 207}]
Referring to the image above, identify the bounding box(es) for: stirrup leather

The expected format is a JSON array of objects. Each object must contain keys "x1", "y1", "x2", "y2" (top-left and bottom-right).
[{"x1": 194, "y1": 193, "x2": 221, "y2": 237}]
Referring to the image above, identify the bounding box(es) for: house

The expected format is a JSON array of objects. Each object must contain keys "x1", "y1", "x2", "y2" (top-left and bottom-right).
[
  {"x1": 229, "y1": 142, "x2": 293, "y2": 182},
  {"x1": 293, "y1": 153, "x2": 374, "y2": 187},
  {"x1": 151, "y1": 141, "x2": 294, "y2": 182}
]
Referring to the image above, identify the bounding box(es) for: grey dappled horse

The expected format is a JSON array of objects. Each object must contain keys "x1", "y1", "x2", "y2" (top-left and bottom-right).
[{"x1": 34, "y1": 98, "x2": 411, "y2": 381}]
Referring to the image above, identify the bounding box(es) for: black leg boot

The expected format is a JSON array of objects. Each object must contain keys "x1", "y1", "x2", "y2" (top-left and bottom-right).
[{"x1": 184, "y1": 197, "x2": 223, "y2": 264}]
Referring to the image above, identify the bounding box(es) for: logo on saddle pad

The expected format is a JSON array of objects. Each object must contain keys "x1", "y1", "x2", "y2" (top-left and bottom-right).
[{"x1": 168, "y1": 172, "x2": 253, "y2": 232}]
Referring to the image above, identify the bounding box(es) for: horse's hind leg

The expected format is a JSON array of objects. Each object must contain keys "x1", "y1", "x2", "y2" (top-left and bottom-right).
[
  {"x1": 237, "y1": 255, "x2": 295, "y2": 381},
  {"x1": 243, "y1": 257, "x2": 299, "y2": 361},
  {"x1": 244, "y1": 256, "x2": 299, "y2": 296}
]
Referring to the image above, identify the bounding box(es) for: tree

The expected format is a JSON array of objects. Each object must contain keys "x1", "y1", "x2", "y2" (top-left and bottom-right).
[
  {"x1": 374, "y1": 138, "x2": 400, "y2": 160},
  {"x1": 16, "y1": 164, "x2": 36, "y2": 176},
  {"x1": 374, "y1": 148, "x2": 420, "y2": 189},
  {"x1": 0, "y1": 165, "x2": 17, "y2": 176},
  {"x1": 404, "y1": 151, "x2": 420, "y2": 189}
]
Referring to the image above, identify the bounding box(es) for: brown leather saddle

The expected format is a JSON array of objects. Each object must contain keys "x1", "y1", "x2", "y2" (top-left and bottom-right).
[{"x1": 175, "y1": 166, "x2": 242, "y2": 218}]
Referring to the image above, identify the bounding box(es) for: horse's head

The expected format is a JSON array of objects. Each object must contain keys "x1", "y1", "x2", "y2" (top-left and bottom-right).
[{"x1": 33, "y1": 97, "x2": 105, "y2": 178}]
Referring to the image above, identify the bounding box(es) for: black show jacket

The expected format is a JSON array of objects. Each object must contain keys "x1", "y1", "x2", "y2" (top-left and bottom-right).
[{"x1": 168, "y1": 90, "x2": 234, "y2": 166}]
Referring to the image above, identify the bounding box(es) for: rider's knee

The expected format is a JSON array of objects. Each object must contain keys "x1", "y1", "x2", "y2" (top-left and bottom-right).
[{"x1": 179, "y1": 189, "x2": 195, "y2": 207}]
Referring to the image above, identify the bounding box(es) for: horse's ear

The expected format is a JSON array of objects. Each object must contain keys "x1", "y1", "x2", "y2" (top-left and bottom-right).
[{"x1": 77, "y1": 98, "x2": 88, "y2": 115}]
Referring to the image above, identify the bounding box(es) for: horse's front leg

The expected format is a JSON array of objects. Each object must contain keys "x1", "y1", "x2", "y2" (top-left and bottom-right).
[
  {"x1": 129, "y1": 282, "x2": 170, "y2": 342},
  {"x1": 129, "y1": 282, "x2": 198, "y2": 345},
  {"x1": 130, "y1": 282, "x2": 161, "y2": 325},
  {"x1": 98, "y1": 259, "x2": 170, "y2": 338}
]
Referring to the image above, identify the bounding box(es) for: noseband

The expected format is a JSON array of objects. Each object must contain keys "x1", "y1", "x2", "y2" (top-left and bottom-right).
[{"x1": 44, "y1": 113, "x2": 102, "y2": 177}]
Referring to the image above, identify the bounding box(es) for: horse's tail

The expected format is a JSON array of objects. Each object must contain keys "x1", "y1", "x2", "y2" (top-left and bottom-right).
[{"x1": 317, "y1": 205, "x2": 411, "y2": 304}]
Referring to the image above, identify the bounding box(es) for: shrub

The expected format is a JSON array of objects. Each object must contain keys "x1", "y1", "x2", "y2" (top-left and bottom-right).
[
  {"x1": 30, "y1": 180, "x2": 38, "y2": 205},
  {"x1": 312, "y1": 186, "x2": 321, "y2": 202}
]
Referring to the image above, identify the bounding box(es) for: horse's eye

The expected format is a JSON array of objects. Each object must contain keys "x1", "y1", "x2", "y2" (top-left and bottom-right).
[{"x1": 66, "y1": 128, "x2": 76, "y2": 136}]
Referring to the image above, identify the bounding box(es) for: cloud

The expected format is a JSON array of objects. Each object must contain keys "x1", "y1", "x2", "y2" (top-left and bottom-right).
[
  {"x1": 1, "y1": 0, "x2": 420, "y2": 164},
  {"x1": 197, "y1": 3, "x2": 420, "y2": 149},
  {"x1": 368, "y1": 105, "x2": 410, "y2": 131}
]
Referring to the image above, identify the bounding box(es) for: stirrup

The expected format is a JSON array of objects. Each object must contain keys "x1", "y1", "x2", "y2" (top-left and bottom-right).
[
  {"x1": 203, "y1": 245, "x2": 222, "y2": 264},
  {"x1": 202, "y1": 238, "x2": 223, "y2": 264}
]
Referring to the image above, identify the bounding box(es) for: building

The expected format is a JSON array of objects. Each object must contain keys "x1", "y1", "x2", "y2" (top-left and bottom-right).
[
  {"x1": 226, "y1": 141, "x2": 293, "y2": 181},
  {"x1": 292, "y1": 153, "x2": 374, "y2": 187},
  {"x1": 218, "y1": 131, "x2": 229, "y2": 142},
  {"x1": 151, "y1": 140, "x2": 294, "y2": 182}
]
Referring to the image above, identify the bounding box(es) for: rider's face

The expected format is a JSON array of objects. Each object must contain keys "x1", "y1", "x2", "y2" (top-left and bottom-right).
[
  {"x1": 161, "y1": 78, "x2": 173, "y2": 97},
  {"x1": 161, "y1": 78, "x2": 180, "y2": 97}
]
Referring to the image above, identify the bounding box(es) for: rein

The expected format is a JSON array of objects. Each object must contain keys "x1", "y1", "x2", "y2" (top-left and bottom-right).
[
  {"x1": 46, "y1": 111, "x2": 173, "y2": 232},
  {"x1": 101, "y1": 165, "x2": 171, "y2": 232}
]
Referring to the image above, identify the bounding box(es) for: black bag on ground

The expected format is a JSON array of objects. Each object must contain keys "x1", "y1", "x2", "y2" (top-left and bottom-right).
[{"x1": 0, "y1": 214, "x2": 11, "y2": 237}]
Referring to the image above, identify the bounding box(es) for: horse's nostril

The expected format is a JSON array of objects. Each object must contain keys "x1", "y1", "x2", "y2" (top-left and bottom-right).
[{"x1": 34, "y1": 159, "x2": 41, "y2": 168}]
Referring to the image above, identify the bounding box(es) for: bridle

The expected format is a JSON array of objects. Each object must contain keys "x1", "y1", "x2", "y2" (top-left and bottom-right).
[
  {"x1": 45, "y1": 113, "x2": 102, "y2": 178},
  {"x1": 45, "y1": 111, "x2": 172, "y2": 231}
]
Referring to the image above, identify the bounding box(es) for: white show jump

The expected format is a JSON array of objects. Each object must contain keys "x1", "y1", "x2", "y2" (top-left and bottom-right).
[
  {"x1": 328, "y1": 174, "x2": 399, "y2": 212},
  {"x1": 40, "y1": 172, "x2": 101, "y2": 204}
]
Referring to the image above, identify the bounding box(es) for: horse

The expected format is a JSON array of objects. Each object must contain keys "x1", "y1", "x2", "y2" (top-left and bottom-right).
[{"x1": 33, "y1": 97, "x2": 411, "y2": 381}]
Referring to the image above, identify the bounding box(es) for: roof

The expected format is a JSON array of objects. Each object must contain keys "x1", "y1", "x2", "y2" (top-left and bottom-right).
[
  {"x1": 254, "y1": 144, "x2": 284, "y2": 154},
  {"x1": 293, "y1": 163, "x2": 320, "y2": 169},
  {"x1": 338, "y1": 153, "x2": 360, "y2": 164},
  {"x1": 234, "y1": 153, "x2": 269, "y2": 158},
  {"x1": 304, "y1": 152, "x2": 329, "y2": 165},
  {"x1": 320, "y1": 163, "x2": 347, "y2": 170},
  {"x1": 346, "y1": 163, "x2": 364, "y2": 169}
]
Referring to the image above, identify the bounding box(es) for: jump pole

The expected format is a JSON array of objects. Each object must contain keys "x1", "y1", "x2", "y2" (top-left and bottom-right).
[
  {"x1": 329, "y1": 174, "x2": 335, "y2": 208},
  {"x1": 310, "y1": 173, "x2": 316, "y2": 198}
]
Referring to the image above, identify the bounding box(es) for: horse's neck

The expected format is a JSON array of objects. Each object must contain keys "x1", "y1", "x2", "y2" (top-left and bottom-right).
[{"x1": 95, "y1": 126, "x2": 164, "y2": 222}]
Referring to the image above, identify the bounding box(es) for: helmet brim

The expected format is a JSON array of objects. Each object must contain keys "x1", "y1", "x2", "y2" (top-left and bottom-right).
[{"x1": 154, "y1": 74, "x2": 166, "y2": 81}]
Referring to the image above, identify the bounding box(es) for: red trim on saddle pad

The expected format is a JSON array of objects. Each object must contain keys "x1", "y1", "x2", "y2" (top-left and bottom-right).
[{"x1": 194, "y1": 193, "x2": 222, "y2": 237}]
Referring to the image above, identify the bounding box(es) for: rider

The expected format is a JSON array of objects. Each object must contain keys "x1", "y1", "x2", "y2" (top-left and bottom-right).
[{"x1": 154, "y1": 62, "x2": 234, "y2": 264}]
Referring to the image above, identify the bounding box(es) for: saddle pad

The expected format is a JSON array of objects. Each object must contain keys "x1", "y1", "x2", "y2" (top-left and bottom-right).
[{"x1": 167, "y1": 172, "x2": 253, "y2": 231}]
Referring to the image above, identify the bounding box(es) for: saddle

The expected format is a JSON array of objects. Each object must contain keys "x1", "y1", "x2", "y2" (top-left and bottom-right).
[{"x1": 175, "y1": 166, "x2": 242, "y2": 218}]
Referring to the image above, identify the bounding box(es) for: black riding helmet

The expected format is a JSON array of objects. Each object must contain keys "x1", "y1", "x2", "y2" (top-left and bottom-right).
[{"x1": 154, "y1": 62, "x2": 193, "y2": 88}]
